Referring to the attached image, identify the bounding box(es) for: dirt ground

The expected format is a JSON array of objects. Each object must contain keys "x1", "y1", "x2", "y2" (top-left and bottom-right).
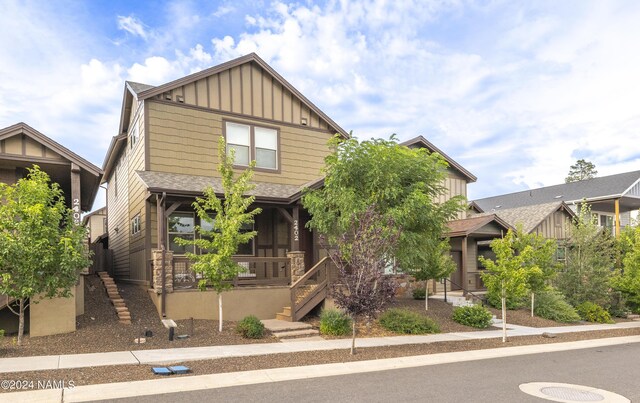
[{"x1": 1, "y1": 275, "x2": 638, "y2": 392}]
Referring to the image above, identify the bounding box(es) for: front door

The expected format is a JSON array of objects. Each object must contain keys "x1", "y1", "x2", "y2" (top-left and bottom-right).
[{"x1": 450, "y1": 251, "x2": 462, "y2": 291}]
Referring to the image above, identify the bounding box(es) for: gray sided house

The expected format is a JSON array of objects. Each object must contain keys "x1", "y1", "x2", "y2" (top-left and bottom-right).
[
  {"x1": 0, "y1": 122, "x2": 102, "y2": 336},
  {"x1": 473, "y1": 171, "x2": 640, "y2": 237}
]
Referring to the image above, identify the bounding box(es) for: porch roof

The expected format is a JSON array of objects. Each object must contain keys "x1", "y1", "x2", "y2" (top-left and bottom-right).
[
  {"x1": 445, "y1": 214, "x2": 513, "y2": 237},
  {"x1": 136, "y1": 170, "x2": 317, "y2": 203},
  {"x1": 474, "y1": 201, "x2": 576, "y2": 234}
]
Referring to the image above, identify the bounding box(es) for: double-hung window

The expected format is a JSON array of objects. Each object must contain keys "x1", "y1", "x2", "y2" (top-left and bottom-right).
[{"x1": 225, "y1": 121, "x2": 278, "y2": 170}]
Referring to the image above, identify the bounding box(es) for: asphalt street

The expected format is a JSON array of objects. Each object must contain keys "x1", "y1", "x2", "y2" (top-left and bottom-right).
[{"x1": 101, "y1": 342, "x2": 639, "y2": 403}]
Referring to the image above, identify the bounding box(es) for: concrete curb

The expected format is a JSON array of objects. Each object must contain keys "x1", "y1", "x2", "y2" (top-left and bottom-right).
[{"x1": 3, "y1": 335, "x2": 638, "y2": 403}]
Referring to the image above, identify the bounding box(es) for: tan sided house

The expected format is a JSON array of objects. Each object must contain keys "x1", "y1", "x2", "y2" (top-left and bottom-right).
[
  {"x1": 0, "y1": 122, "x2": 102, "y2": 336},
  {"x1": 101, "y1": 54, "x2": 482, "y2": 321}
]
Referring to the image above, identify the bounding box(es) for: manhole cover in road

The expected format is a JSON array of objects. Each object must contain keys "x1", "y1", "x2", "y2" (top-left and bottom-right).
[
  {"x1": 519, "y1": 382, "x2": 630, "y2": 403},
  {"x1": 540, "y1": 387, "x2": 603, "y2": 401}
]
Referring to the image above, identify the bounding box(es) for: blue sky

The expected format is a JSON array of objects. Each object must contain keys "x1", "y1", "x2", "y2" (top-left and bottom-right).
[{"x1": 2, "y1": 0, "x2": 640, "y2": 211}]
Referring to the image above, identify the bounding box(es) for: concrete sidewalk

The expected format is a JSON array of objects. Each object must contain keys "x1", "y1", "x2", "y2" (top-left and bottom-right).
[
  {"x1": 1, "y1": 320, "x2": 639, "y2": 374},
  {"x1": 3, "y1": 335, "x2": 640, "y2": 403}
]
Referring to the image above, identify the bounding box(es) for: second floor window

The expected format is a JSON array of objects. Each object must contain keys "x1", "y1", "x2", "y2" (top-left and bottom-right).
[{"x1": 225, "y1": 121, "x2": 278, "y2": 170}]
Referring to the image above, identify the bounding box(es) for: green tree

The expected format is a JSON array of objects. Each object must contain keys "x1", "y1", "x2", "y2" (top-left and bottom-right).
[
  {"x1": 509, "y1": 226, "x2": 559, "y2": 317},
  {"x1": 565, "y1": 159, "x2": 597, "y2": 183},
  {"x1": 0, "y1": 166, "x2": 90, "y2": 345},
  {"x1": 479, "y1": 229, "x2": 538, "y2": 342},
  {"x1": 556, "y1": 204, "x2": 616, "y2": 308},
  {"x1": 611, "y1": 226, "x2": 640, "y2": 313},
  {"x1": 303, "y1": 135, "x2": 465, "y2": 304},
  {"x1": 178, "y1": 137, "x2": 261, "y2": 332}
]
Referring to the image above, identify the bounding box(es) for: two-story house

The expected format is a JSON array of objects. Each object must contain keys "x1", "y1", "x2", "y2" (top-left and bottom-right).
[
  {"x1": 0, "y1": 122, "x2": 102, "y2": 336},
  {"x1": 102, "y1": 53, "x2": 351, "y2": 321},
  {"x1": 102, "y1": 54, "x2": 486, "y2": 321}
]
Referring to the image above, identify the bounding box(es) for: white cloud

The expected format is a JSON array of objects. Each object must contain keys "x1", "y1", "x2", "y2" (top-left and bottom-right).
[{"x1": 117, "y1": 15, "x2": 148, "y2": 40}]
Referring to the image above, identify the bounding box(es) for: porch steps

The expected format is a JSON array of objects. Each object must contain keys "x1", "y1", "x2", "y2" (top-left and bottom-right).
[
  {"x1": 97, "y1": 271, "x2": 132, "y2": 325},
  {"x1": 261, "y1": 319, "x2": 321, "y2": 341}
]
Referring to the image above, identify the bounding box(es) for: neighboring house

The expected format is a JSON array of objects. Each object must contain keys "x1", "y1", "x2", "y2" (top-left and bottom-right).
[
  {"x1": 473, "y1": 171, "x2": 640, "y2": 237},
  {"x1": 400, "y1": 136, "x2": 477, "y2": 220},
  {"x1": 101, "y1": 53, "x2": 476, "y2": 322},
  {"x1": 446, "y1": 201, "x2": 576, "y2": 293},
  {"x1": 82, "y1": 206, "x2": 107, "y2": 243},
  {"x1": 0, "y1": 122, "x2": 102, "y2": 336},
  {"x1": 444, "y1": 214, "x2": 513, "y2": 292}
]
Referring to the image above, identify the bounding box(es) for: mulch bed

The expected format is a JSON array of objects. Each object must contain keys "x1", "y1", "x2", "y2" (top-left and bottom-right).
[{"x1": 0, "y1": 274, "x2": 274, "y2": 358}]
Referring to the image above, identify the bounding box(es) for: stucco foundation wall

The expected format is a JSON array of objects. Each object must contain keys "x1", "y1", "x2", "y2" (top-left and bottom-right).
[
  {"x1": 76, "y1": 275, "x2": 85, "y2": 316},
  {"x1": 29, "y1": 291, "x2": 76, "y2": 337},
  {"x1": 148, "y1": 287, "x2": 290, "y2": 321}
]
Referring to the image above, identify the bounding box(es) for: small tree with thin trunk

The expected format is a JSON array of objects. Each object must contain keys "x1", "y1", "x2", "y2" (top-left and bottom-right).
[
  {"x1": 327, "y1": 205, "x2": 400, "y2": 354},
  {"x1": 178, "y1": 137, "x2": 261, "y2": 333},
  {"x1": 479, "y1": 229, "x2": 535, "y2": 342},
  {"x1": 0, "y1": 166, "x2": 90, "y2": 345},
  {"x1": 407, "y1": 240, "x2": 456, "y2": 311}
]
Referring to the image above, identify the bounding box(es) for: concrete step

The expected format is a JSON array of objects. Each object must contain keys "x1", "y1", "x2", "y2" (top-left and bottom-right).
[
  {"x1": 273, "y1": 329, "x2": 320, "y2": 338},
  {"x1": 115, "y1": 306, "x2": 128, "y2": 312},
  {"x1": 261, "y1": 319, "x2": 313, "y2": 332},
  {"x1": 280, "y1": 306, "x2": 292, "y2": 316},
  {"x1": 119, "y1": 320, "x2": 131, "y2": 325},
  {"x1": 275, "y1": 313, "x2": 292, "y2": 321}
]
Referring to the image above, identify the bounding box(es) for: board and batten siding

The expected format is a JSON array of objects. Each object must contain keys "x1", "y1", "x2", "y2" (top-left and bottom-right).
[
  {"x1": 147, "y1": 101, "x2": 333, "y2": 185},
  {"x1": 153, "y1": 61, "x2": 331, "y2": 132},
  {"x1": 531, "y1": 210, "x2": 572, "y2": 240},
  {"x1": 437, "y1": 169, "x2": 468, "y2": 220}
]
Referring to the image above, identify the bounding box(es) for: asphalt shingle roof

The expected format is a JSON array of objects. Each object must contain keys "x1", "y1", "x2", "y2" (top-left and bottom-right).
[
  {"x1": 126, "y1": 81, "x2": 155, "y2": 94},
  {"x1": 445, "y1": 214, "x2": 512, "y2": 237},
  {"x1": 475, "y1": 201, "x2": 572, "y2": 233},
  {"x1": 135, "y1": 171, "x2": 309, "y2": 201},
  {"x1": 474, "y1": 170, "x2": 640, "y2": 211}
]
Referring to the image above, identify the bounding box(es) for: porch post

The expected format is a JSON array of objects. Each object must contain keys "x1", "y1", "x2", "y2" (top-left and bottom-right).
[
  {"x1": 292, "y1": 206, "x2": 300, "y2": 251},
  {"x1": 461, "y1": 236, "x2": 468, "y2": 295},
  {"x1": 288, "y1": 251, "x2": 305, "y2": 284},
  {"x1": 615, "y1": 198, "x2": 621, "y2": 237},
  {"x1": 70, "y1": 163, "x2": 81, "y2": 226}
]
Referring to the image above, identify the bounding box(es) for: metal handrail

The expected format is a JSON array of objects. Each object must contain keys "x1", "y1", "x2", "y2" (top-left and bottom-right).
[{"x1": 442, "y1": 278, "x2": 485, "y2": 306}]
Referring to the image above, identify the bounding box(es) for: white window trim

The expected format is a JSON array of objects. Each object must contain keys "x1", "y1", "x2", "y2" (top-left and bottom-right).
[{"x1": 224, "y1": 121, "x2": 279, "y2": 171}]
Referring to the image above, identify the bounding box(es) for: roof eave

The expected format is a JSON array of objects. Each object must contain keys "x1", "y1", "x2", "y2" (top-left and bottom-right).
[
  {"x1": 400, "y1": 135, "x2": 477, "y2": 182},
  {"x1": 136, "y1": 53, "x2": 349, "y2": 139}
]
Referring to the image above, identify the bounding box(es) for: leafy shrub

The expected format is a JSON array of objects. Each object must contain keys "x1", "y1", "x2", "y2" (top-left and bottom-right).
[
  {"x1": 378, "y1": 308, "x2": 439, "y2": 334},
  {"x1": 236, "y1": 315, "x2": 265, "y2": 339},
  {"x1": 533, "y1": 290, "x2": 580, "y2": 323},
  {"x1": 319, "y1": 309, "x2": 352, "y2": 336},
  {"x1": 452, "y1": 304, "x2": 493, "y2": 329},
  {"x1": 576, "y1": 302, "x2": 614, "y2": 324},
  {"x1": 412, "y1": 287, "x2": 426, "y2": 300},
  {"x1": 0, "y1": 329, "x2": 4, "y2": 338}
]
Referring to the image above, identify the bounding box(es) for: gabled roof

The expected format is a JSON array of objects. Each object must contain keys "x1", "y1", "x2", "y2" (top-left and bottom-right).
[
  {"x1": 400, "y1": 136, "x2": 477, "y2": 183},
  {"x1": 136, "y1": 53, "x2": 348, "y2": 139},
  {"x1": 0, "y1": 122, "x2": 102, "y2": 177},
  {"x1": 126, "y1": 81, "x2": 155, "y2": 95},
  {"x1": 82, "y1": 206, "x2": 107, "y2": 226},
  {"x1": 102, "y1": 53, "x2": 349, "y2": 183},
  {"x1": 445, "y1": 214, "x2": 513, "y2": 237},
  {"x1": 476, "y1": 201, "x2": 575, "y2": 234},
  {"x1": 468, "y1": 200, "x2": 484, "y2": 214},
  {"x1": 474, "y1": 170, "x2": 640, "y2": 211},
  {"x1": 135, "y1": 171, "x2": 316, "y2": 204}
]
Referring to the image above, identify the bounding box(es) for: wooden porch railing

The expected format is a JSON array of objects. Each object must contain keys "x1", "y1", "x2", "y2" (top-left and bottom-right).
[
  {"x1": 171, "y1": 256, "x2": 291, "y2": 290},
  {"x1": 290, "y1": 256, "x2": 332, "y2": 322}
]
